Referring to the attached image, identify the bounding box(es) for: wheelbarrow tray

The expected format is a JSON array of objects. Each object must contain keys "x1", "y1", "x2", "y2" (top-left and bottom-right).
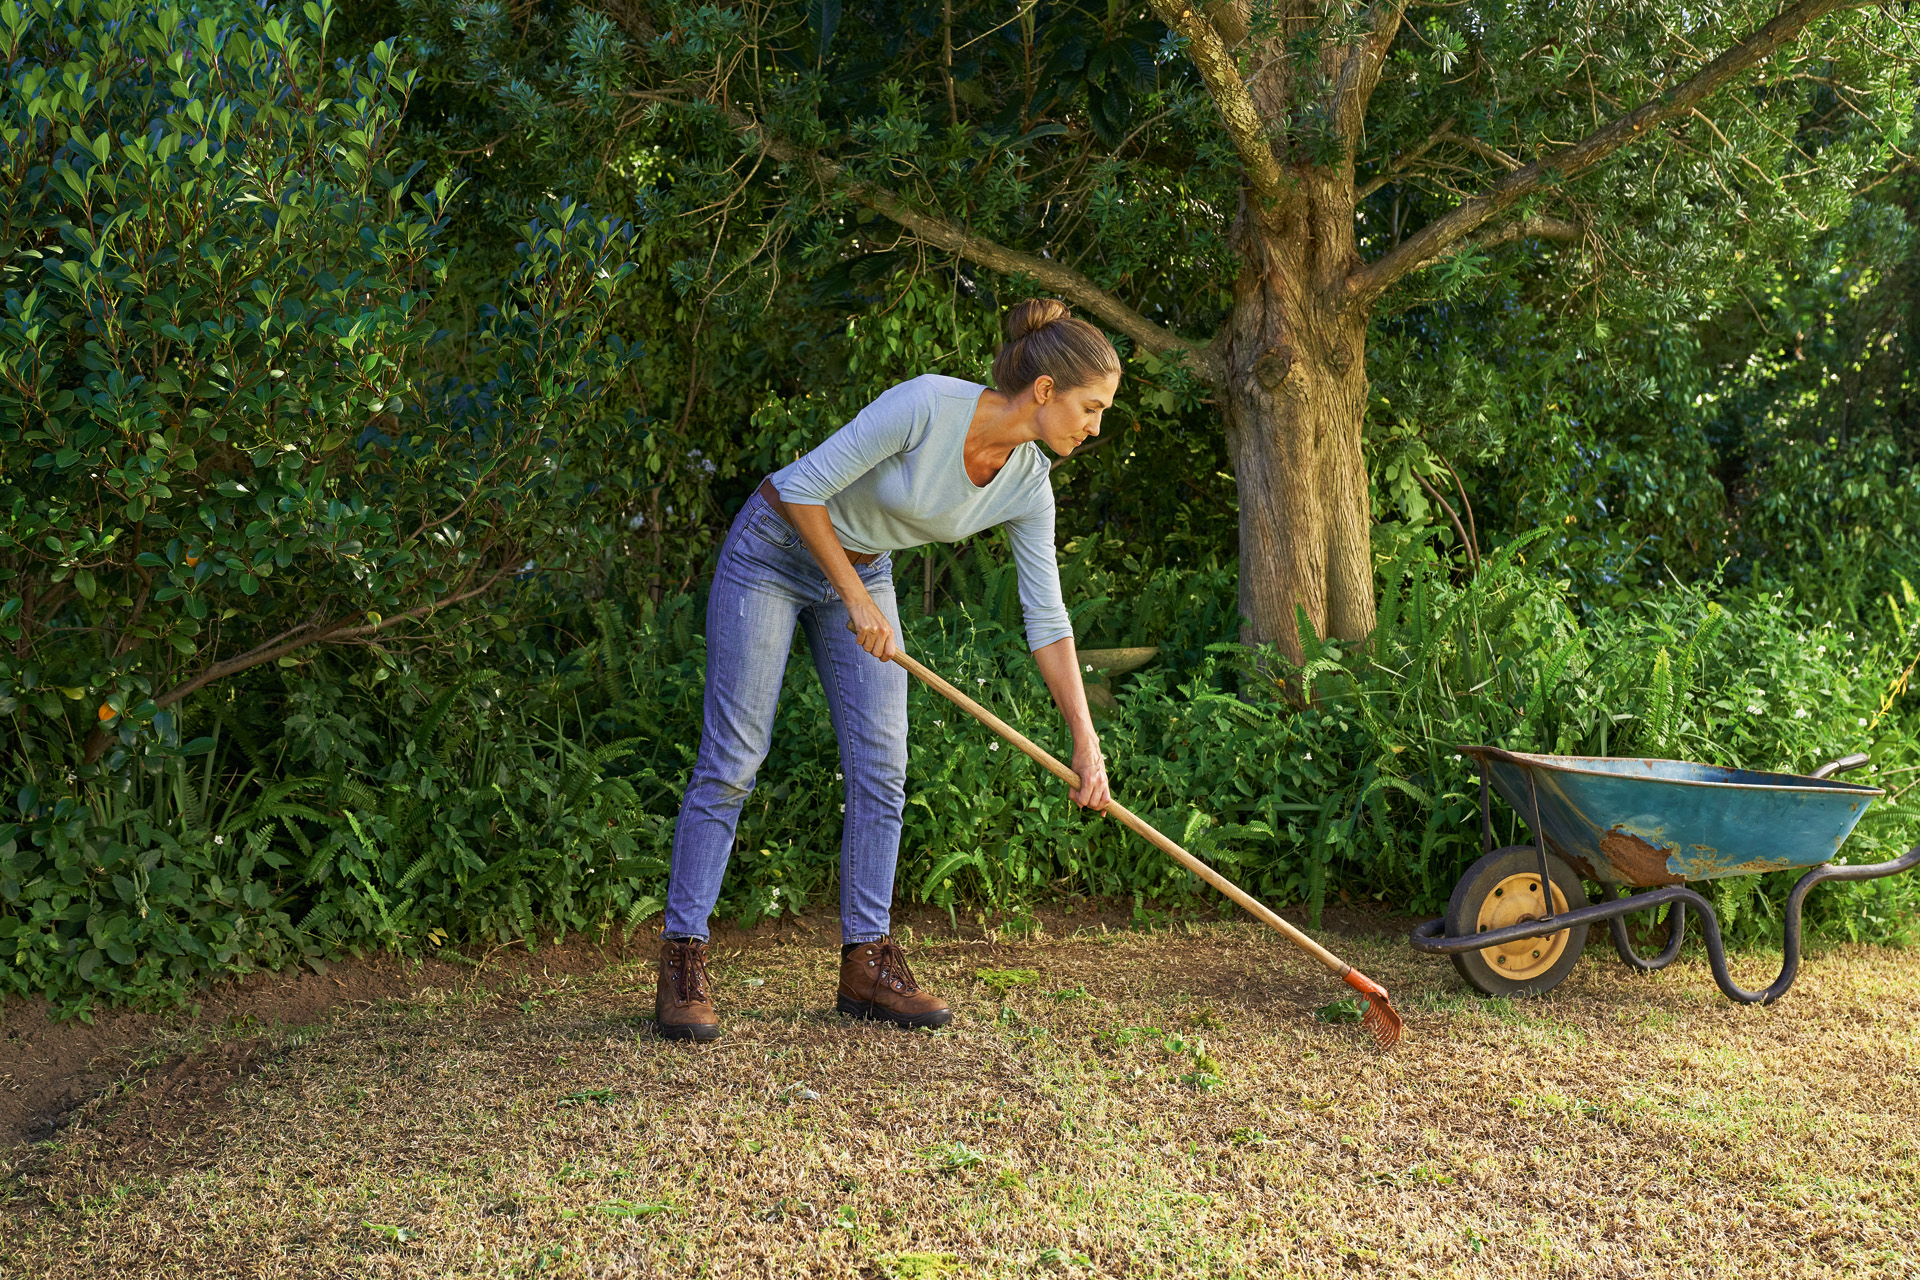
[{"x1": 1459, "y1": 746, "x2": 1884, "y2": 888}]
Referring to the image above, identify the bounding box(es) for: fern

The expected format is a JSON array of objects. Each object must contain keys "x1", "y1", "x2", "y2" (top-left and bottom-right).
[
  {"x1": 232, "y1": 778, "x2": 327, "y2": 832},
  {"x1": 594, "y1": 598, "x2": 629, "y2": 702},
  {"x1": 396, "y1": 852, "x2": 434, "y2": 890},
  {"x1": 281, "y1": 813, "x2": 314, "y2": 858},
  {"x1": 1372, "y1": 526, "x2": 1439, "y2": 663},
  {"x1": 297, "y1": 900, "x2": 339, "y2": 937},
  {"x1": 623, "y1": 893, "x2": 664, "y2": 934},
  {"x1": 1645, "y1": 647, "x2": 1675, "y2": 756},
  {"x1": 412, "y1": 677, "x2": 472, "y2": 757},
  {"x1": 171, "y1": 760, "x2": 208, "y2": 837},
  {"x1": 1525, "y1": 636, "x2": 1586, "y2": 732},
  {"x1": 212, "y1": 701, "x2": 274, "y2": 778},
  {"x1": 1674, "y1": 602, "x2": 1728, "y2": 704},
  {"x1": 458, "y1": 848, "x2": 535, "y2": 898}
]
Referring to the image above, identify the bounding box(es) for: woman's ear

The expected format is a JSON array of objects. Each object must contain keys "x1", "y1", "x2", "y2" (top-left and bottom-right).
[{"x1": 1031, "y1": 375, "x2": 1055, "y2": 405}]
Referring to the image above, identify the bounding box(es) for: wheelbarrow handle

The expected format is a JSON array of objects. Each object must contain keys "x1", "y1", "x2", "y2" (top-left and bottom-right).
[
  {"x1": 886, "y1": 646, "x2": 1359, "y2": 982},
  {"x1": 1810, "y1": 752, "x2": 1871, "y2": 780}
]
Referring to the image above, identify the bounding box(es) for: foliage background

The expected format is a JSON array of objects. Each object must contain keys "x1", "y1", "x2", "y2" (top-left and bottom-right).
[{"x1": 3, "y1": 0, "x2": 1919, "y2": 1013}]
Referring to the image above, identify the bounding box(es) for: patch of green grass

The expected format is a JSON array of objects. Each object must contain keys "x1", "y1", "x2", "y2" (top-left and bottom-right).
[
  {"x1": 594, "y1": 1199, "x2": 674, "y2": 1218},
  {"x1": 924, "y1": 1140, "x2": 987, "y2": 1173},
  {"x1": 878, "y1": 1253, "x2": 961, "y2": 1279},
  {"x1": 975, "y1": 967, "x2": 1041, "y2": 996}
]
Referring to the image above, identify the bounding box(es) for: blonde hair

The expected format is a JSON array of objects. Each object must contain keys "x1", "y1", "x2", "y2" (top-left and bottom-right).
[{"x1": 990, "y1": 299, "x2": 1120, "y2": 396}]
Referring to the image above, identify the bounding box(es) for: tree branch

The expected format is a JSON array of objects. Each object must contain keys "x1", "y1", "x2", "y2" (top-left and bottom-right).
[
  {"x1": 80, "y1": 566, "x2": 521, "y2": 764},
  {"x1": 735, "y1": 114, "x2": 1217, "y2": 377},
  {"x1": 1470, "y1": 213, "x2": 1583, "y2": 251},
  {"x1": 1333, "y1": 0, "x2": 1413, "y2": 141},
  {"x1": 1343, "y1": 0, "x2": 1862, "y2": 311},
  {"x1": 1356, "y1": 114, "x2": 1456, "y2": 199},
  {"x1": 1145, "y1": 0, "x2": 1287, "y2": 212},
  {"x1": 1414, "y1": 471, "x2": 1479, "y2": 570},
  {"x1": 1450, "y1": 130, "x2": 1523, "y2": 172}
]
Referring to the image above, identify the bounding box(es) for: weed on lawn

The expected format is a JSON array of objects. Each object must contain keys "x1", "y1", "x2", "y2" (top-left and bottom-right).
[{"x1": 2, "y1": 922, "x2": 1918, "y2": 1277}]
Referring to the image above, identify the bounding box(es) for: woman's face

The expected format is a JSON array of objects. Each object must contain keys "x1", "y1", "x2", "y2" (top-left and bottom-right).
[{"x1": 1031, "y1": 369, "x2": 1121, "y2": 457}]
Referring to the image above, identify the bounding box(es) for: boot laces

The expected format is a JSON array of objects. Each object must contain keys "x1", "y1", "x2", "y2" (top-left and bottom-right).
[
  {"x1": 669, "y1": 941, "x2": 711, "y2": 1004},
  {"x1": 873, "y1": 939, "x2": 919, "y2": 993}
]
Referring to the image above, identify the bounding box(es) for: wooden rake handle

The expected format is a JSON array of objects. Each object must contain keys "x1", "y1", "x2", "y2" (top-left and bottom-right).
[{"x1": 888, "y1": 648, "x2": 1358, "y2": 982}]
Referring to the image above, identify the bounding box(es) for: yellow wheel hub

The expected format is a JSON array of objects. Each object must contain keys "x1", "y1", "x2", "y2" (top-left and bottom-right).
[{"x1": 1474, "y1": 871, "x2": 1571, "y2": 980}]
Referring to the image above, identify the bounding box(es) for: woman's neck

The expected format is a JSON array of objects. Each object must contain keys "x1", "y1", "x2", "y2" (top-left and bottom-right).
[{"x1": 969, "y1": 387, "x2": 1039, "y2": 451}]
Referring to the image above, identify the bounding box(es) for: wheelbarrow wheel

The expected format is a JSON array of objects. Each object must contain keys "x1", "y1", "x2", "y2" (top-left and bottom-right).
[{"x1": 1446, "y1": 846, "x2": 1590, "y2": 997}]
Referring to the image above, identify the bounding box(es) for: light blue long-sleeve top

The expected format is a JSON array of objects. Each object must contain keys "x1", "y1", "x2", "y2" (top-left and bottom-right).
[{"x1": 767, "y1": 374, "x2": 1072, "y2": 652}]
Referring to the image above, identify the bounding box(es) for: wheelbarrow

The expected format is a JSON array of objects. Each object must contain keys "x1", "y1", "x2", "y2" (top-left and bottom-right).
[{"x1": 1410, "y1": 747, "x2": 1920, "y2": 1002}]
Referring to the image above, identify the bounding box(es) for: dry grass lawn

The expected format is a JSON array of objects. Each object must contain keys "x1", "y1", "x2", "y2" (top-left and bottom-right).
[{"x1": 4, "y1": 916, "x2": 1918, "y2": 1278}]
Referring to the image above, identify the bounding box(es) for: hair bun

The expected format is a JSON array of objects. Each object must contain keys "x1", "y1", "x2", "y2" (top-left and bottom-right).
[{"x1": 1004, "y1": 298, "x2": 1071, "y2": 343}]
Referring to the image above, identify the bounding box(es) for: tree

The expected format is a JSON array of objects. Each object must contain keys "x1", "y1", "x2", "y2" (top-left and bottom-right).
[{"x1": 414, "y1": 0, "x2": 1917, "y2": 659}]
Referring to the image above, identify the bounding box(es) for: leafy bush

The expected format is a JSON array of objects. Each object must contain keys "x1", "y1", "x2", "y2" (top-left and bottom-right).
[
  {"x1": 0, "y1": 0, "x2": 643, "y2": 773},
  {"x1": 5, "y1": 523, "x2": 1917, "y2": 1014}
]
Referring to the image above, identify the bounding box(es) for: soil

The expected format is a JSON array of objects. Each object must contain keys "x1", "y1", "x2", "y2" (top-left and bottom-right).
[
  {"x1": 0, "y1": 935, "x2": 627, "y2": 1151},
  {"x1": 0, "y1": 897, "x2": 1409, "y2": 1152}
]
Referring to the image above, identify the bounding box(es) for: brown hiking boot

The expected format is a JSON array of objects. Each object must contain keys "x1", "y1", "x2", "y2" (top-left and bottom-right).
[
  {"x1": 837, "y1": 937, "x2": 953, "y2": 1030},
  {"x1": 655, "y1": 938, "x2": 721, "y2": 1042}
]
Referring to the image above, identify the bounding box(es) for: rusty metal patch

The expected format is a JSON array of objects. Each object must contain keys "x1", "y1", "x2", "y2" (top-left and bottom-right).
[
  {"x1": 1598, "y1": 828, "x2": 1685, "y2": 887},
  {"x1": 1669, "y1": 847, "x2": 1800, "y2": 880}
]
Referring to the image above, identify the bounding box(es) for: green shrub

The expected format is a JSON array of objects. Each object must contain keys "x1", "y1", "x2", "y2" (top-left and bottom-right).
[
  {"x1": 5, "y1": 530, "x2": 1917, "y2": 1014},
  {"x1": 0, "y1": 0, "x2": 644, "y2": 772}
]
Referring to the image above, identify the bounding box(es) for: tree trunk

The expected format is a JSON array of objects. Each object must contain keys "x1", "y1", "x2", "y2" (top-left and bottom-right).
[{"x1": 1220, "y1": 180, "x2": 1376, "y2": 666}]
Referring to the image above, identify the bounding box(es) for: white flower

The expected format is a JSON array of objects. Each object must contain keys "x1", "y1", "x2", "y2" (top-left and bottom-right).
[
  {"x1": 1817, "y1": 646, "x2": 1826, "y2": 654},
  {"x1": 838, "y1": 804, "x2": 845, "y2": 813},
  {"x1": 213, "y1": 834, "x2": 225, "y2": 845},
  {"x1": 1794, "y1": 708, "x2": 1809, "y2": 720},
  {"x1": 933, "y1": 720, "x2": 943, "y2": 727},
  {"x1": 1084, "y1": 663, "x2": 1093, "y2": 672},
  {"x1": 1304, "y1": 753, "x2": 1313, "y2": 761},
  {"x1": 976, "y1": 678, "x2": 987, "y2": 686},
  {"x1": 1746, "y1": 705, "x2": 1764, "y2": 715},
  {"x1": 989, "y1": 742, "x2": 1000, "y2": 751},
  {"x1": 1858, "y1": 718, "x2": 1868, "y2": 727},
  {"x1": 835, "y1": 771, "x2": 843, "y2": 779}
]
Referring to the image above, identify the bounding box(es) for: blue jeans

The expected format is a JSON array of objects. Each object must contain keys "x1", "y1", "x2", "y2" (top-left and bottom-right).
[{"x1": 665, "y1": 491, "x2": 907, "y2": 944}]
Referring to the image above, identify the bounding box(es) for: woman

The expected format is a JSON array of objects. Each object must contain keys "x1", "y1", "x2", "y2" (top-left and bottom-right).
[{"x1": 656, "y1": 299, "x2": 1119, "y2": 1041}]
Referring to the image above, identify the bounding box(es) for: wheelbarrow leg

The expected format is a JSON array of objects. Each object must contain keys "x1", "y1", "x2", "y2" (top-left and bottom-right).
[
  {"x1": 1606, "y1": 888, "x2": 1686, "y2": 972},
  {"x1": 1692, "y1": 844, "x2": 1920, "y2": 1005}
]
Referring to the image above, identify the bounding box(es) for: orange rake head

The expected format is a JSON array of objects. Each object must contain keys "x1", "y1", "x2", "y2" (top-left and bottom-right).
[{"x1": 1341, "y1": 970, "x2": 1404, "y2": 1050}]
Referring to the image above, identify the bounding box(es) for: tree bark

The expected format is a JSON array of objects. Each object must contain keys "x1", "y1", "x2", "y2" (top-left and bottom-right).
[{"x1": 1219, "y1": 175, "x2": 1375, "y2": 664}]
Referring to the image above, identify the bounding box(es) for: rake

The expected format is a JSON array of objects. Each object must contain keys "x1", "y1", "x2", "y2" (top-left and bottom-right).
[{"x1": 891, "y1": 646, "x2": 1404, "y2": 1049}]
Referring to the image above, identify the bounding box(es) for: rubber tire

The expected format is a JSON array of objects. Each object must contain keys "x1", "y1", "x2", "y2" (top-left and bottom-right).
[{"x1": 1446, "y1": 845, "x2": 1590, "y2": 997}]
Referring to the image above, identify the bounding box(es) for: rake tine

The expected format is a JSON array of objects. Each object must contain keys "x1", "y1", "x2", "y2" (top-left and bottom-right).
[{"x1": 1344, "y1": 970, "x2": 1405, "y2": 1050}]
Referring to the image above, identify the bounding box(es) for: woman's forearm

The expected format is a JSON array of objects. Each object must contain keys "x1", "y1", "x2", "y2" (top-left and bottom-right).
[
  {"x1": 779, "y1": 494, "x2": 897, "y2": 661},
  {"x1": 1032, "y1": 636, "x2": 1096, "y2": 744},
  {"x1": 1033, "y1": 635, "x2": 1109, "y2": 809},
  {"x1": 781, "y1": 498, "x2": 871, "y2": 605}
]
